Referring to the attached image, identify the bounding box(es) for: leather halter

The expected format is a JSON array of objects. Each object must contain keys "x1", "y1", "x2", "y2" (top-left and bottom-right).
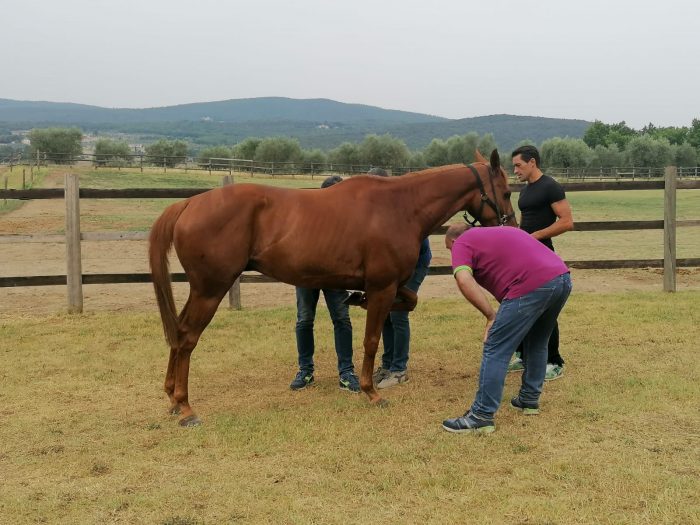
[{"x1": 463, "y1": 164, "x2": 515, "y2": 226}]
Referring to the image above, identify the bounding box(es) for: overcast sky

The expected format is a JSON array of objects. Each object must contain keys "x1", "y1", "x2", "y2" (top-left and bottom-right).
[{"x1": 2, "y1": 0, "x2": 698, "y2": 128}]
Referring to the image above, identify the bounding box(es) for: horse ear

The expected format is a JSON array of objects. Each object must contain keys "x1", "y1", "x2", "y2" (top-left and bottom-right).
[
  {"x1": 490, "y1": 149, "x2": 500, "y2": 170},
  {"x1": 474, "y1": 149, "x2": 488, "y2": 163}
]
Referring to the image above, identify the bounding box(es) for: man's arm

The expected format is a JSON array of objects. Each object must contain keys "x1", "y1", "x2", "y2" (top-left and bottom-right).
[
  {"x1": 531, "y1": 198, "x2": 574, "y2": 241},
  {"x1": 454, "y1": 270, "x2": 496, "y2": 342}
]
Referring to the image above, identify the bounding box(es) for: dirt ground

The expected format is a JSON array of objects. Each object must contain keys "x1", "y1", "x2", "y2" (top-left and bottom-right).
[{"x1": 1, "y1": 188, "x2": 699, "y2": 317}]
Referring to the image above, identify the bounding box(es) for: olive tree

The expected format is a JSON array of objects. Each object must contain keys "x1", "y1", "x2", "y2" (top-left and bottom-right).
[
  {"x1": 624, "y1": 135, "x2": 673, "y2": 167},
  {"x1": 28, "y1": 127, "x2": 82, "y2": 163},
  {"x1": 145, "y1": 139, "x2": 188, "y2": 167},
  {"x1": 94, "y1": 138, "x2": 131, "y2": 166}
]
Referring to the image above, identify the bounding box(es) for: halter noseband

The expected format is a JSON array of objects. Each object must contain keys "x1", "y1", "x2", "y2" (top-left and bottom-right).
[{"x1": 462, "y1": 164, "x2": 515, "y2": 226}]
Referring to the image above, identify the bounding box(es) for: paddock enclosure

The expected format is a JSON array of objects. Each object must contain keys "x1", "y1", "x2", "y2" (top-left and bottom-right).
[
  {"x1": 1, "y1": 166, "x2": 699, "y2": 523},
  {"x1": 1, "y1": 165, "x2": 699, "y2": 313}
]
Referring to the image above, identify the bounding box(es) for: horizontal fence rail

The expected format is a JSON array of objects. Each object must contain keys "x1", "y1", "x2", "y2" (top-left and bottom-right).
[
  {"x1": 3, "y1": 258, "x2": 700, "y2": 289},
  {"x1": 1, "y1": 171, "x2": 699, "y2": 311}
]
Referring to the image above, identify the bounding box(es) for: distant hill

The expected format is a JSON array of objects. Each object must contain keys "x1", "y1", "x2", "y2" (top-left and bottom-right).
[
  {"x1": 0, "y1": 97, "x2": 447, "y2": 125},
  {"x1": 0, "y1": 97, "x2": 591, "y2": 152}
]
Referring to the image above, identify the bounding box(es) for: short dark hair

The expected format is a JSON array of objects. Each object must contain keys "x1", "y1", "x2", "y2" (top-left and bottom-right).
[
  {"x1": 368, "y1": 167, "x2": 388, "y2": 177},
  {"x1": 321, "y1": 175, "x2": 344, "y2": 188},
  {"x1": 511, "y1": 145, "x2": 541, "y2": 168}
]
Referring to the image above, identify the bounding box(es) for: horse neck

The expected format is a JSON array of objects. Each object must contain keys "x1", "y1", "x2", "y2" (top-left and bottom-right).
[{"x1": 398, "y1": 164, "x2": 480, "y2": 236}]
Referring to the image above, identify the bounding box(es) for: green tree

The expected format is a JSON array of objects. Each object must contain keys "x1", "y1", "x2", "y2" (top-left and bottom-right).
[
  {"x1": 606, "y1": 122, "x2": 637, "y2": 149},
  {"x1": 254, "y1": 137, "x2": 302, "y2": 163},
  {"x1": 445, "y1": 133, "x2": 479, "y2": 164},
  {"x1": 686, "y1": 118, "x2": 700, "y2": 150},
  {"x1": 358, "y1": 134, "x2": 410, "y2": 167},
  {"x1": 28, "y1": 127, "x2": 82, "y2": 163},
  {"x1": 145, "y1": 139, "x2": 188, "y2": 167},
  {"x1": 582, "y1": 120, "x2": 609, "y2": 148},
  {"x1": 328, "y1": 142, "x2": 361, "y2": 167},
  {"x1": 94, "y1": 138, "x2": 131, "y2": 166},
  {"x1": 672, "y1": 142, "x2": 697, "y2": 167},
  {"x1": 589, "y1": 144, "x2": 625, "y2": 167},
  {"x1": 624, "y1": 135, "x2": 673, "y2": 167},
  {"x1": 197, "y1": 146, "x2": 234, "y2": 169},
  {"x1": 477, "y1": 133, "x2": 498, "y2": 158},
  {"x1": 231, "y1": 137, "x2": 261, "y2": 159},
  {"x1": 583, "y1": 120, "x2": 636, "y2": 149},
  {"x1": 301, "y1": 148, "x2": 327, "y2": 165},
  {"x1": 423, "y1": 139, "x2": 449, "y2": 166},
  {"x1": 642, "y1": 123, "x2": 688, "y2": 146},
  {"x1": 408, "y1": 152, "x2": 426, "y2": 168},
  {"x1": 540, "y1": 137, "x2": 593, "y2": 167}
]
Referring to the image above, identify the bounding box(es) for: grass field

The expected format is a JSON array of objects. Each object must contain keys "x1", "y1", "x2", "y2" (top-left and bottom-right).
[
  {"x1": 1, "y1": 293, "x2": 699, "y2": 524},
  {"x1": 1, "y1": 166, "x2": 699, "y2": 523}
]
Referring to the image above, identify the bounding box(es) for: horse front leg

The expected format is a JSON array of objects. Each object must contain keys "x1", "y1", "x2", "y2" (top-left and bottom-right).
[{"x1": 360, "y1": 287, "x2": 397, "y2": 406}]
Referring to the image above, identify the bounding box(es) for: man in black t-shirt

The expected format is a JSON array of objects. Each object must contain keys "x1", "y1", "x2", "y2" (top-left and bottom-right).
[{"x1": 509, "y1": 145, "x2": 574, "y2": 380}]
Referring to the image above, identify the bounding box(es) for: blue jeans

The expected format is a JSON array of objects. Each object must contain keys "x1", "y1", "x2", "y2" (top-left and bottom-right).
[
  {"x1": 295, "y1": 288, "x2": 354, "y2": 375},
  {"x1": 469, "y1": 273, "x2": 572, "y2": 420},
  {"x1": 381, "y1": 265, "x2": 430, "y2": 373}
]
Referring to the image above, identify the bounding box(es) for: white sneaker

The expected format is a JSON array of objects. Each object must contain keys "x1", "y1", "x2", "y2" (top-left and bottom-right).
[
  {"x1": 545, "y1": 363, "x2": 564, "y2": 381},
  {"x1": 377, "y1": 371, "x2": 409, "y2": 389}
]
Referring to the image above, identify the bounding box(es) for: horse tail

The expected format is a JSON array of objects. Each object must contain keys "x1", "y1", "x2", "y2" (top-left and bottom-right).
[{"x1": 149, "y1": 200, "x2": 189, "y2": 348}]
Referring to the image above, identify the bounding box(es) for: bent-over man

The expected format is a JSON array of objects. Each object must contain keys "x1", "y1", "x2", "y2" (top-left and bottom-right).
[{"x1": 442, "y1": 224, "x2": 572, "y2": 434}]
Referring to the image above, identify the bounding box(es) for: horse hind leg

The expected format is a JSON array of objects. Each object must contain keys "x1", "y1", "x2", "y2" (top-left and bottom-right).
[
  {"x1": 359, "y1": 286, "x2": 397, "y2": 407},
  {"x1": 164, "y1": 296, "x2": 191, "y2": 415},
  {"x1": 169, "y1": 291, "x2": 225, "y2": 427},
  {"x1": 391, "y1": 286, "x2": 418, "y2": 312}
]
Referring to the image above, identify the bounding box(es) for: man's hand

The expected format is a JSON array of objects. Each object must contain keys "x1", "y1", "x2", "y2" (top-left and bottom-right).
[{"x1": 483, "y1": 317, "x2": 495, "y2": 343}]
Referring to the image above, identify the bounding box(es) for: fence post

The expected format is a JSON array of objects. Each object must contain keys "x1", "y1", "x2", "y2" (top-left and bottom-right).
[
  {"x1": 222, "y1": 175, "x2": 242, "y2": 309},
  {"x1": 663, "y1": 166, "x2": 677, "y2": 292},
  {"x1": 65, "y1": 173, "x2": 83, "y2": 313},
  {"x1": 3, "y1": 175, "x2": 7, "y2": 205}
]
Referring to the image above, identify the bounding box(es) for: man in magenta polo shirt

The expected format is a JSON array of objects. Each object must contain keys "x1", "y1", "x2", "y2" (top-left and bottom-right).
[{"x1": 442, "y1": 223, "x2": 572, "y2": 434}]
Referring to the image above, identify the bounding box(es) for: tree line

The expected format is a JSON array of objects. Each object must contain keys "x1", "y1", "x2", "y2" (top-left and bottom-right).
[{"x1": 14, "y1": 119, "x2": 700, "y2": 169}]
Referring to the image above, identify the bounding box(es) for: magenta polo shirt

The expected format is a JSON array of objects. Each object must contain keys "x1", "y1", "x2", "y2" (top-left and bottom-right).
[{"x1": 451, "y1": 226, "x2": 569, "y2": 301}]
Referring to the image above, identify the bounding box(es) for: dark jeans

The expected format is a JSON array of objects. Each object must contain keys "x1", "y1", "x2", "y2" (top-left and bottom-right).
[
  {"x1": 381, "y1": 265, "x2": 429, "y2": 373},
  {"x1": 516, "y1": 321, "x2": 563, "y2": 366},
  {"x1": 516, "y1": 240, "x2": 564, "y2": 366},
  {"x1": 470, "y1": 273, "x2": 572, "y2": 420},
  {"x1": 295, "y1": 287, "x2": 354, "y2": 375}
]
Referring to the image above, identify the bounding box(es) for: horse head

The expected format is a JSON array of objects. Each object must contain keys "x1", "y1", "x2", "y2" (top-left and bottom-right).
[{"x1": 463, "y1": 149, "x2": 517, "y2": 227}]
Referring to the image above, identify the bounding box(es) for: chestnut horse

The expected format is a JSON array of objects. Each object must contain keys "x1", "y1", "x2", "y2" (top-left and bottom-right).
[{"x1": 149, "y1": 149, "x2": 516, "y2": 426}]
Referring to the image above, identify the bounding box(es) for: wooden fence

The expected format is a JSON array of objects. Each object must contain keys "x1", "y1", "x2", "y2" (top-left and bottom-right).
[
  {"x1": 1, "y1": 168, "x2": 699, "y2": 313},
  {"x1": 5, "y1": 152, "x2": 700, "y2": 179}
]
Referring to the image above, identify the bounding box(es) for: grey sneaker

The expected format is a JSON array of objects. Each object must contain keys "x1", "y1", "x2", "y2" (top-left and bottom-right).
[
  {"x1": 372, "y1": 366, "x2": 391, "y2": 384},
  {"x1": 545, "y1": 363, "x2": 564, "y2": 381},
  {"x1": 339, "y1": 372, "x2": 361, "y2": 393},
  {"x1": 442, "y1": 411, "x2": 495, "y2": 434},
  {"x1": 289, "y1": 370, "x2": 314, "y2": 390},
  {"x1": 510, "y1": 396, "x2": 540, "y2": 415},
  {"x1": 508, "y1": 352, "x2": 525, "y2": 373},
  {"x1": 377, "y1": 371, "x2": 408, "y2": 389}
]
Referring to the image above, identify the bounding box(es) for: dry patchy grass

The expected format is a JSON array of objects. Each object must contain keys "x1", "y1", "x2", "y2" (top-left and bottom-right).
[{"x1": 1, "y1": 292, "x2": 699, "y2": 524}]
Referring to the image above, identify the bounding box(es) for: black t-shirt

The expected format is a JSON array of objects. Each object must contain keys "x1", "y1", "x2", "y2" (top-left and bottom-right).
[{"x1": 518, "y1": 175, "x2": 566, "y2": 251}]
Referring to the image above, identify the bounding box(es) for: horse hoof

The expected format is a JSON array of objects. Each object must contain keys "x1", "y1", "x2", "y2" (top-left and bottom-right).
[{"x1": 179, "y1": 415, "x2": 202, "y2": 427}]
